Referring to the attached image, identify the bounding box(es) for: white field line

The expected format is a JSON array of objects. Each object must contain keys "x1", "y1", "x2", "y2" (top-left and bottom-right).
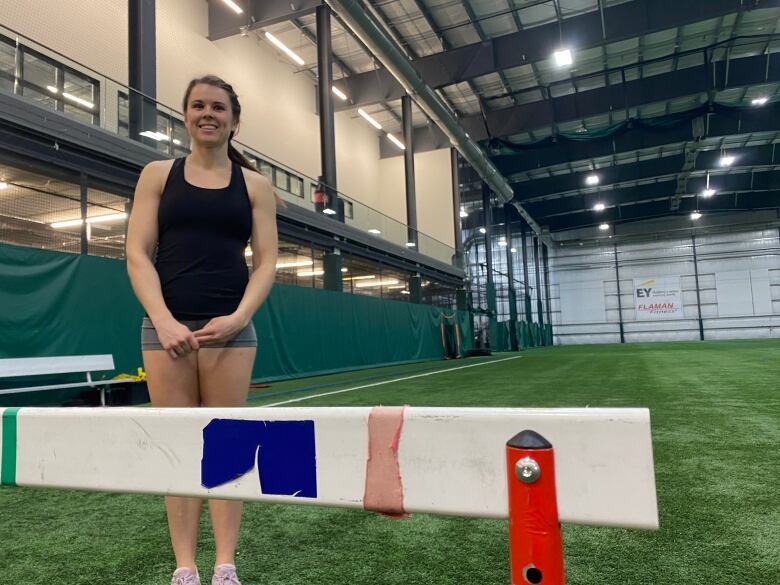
[{"x1": 263, "y1": 356, "x2": 524, "y2": 407}]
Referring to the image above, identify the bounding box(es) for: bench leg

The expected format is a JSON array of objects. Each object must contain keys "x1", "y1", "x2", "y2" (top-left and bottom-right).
[{"x1": 506, "y1": 430, "x2": 565, "y2": 585}]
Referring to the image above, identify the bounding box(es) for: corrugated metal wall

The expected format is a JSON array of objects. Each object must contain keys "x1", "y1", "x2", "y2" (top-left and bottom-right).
[{"x1": 549, "y1": 229, "x2": 780, "y2": 344}]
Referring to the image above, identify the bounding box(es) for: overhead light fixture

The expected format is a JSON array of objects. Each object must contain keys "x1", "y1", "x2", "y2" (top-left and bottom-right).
[
  {"x1": 358, "y1": 108, "x2": 382, "y2": 130},
  {"x1": 459, "y1": 208, "x2": 468, "y2": 218},
  {"x1": 0, "y1": 182, "x2": 8, "y2": 190},
  {"x1": 690, "y1": 211, "x2": 702, "y2": 220},
  {"x1": 172, "y1": 138, "x2": 182, "y2": 145},
  {"x1": 405, "y1": 242, "x2": 416, "y2": 247},
  {"x1": 322, "y1": 208, "x2": 337, "y2": 215},
  {"x1": 276, "y1": 260, "x2": 314, "y2": 269},
  {"x1": 751, "y1": 97, "x2": 768, "y2": 106},
  {"x1": 46, "y1": 85, "x2": 58, "y2": 94},
  {"x1": 719, "y1": 155, "x2": 735, "y2": 167},
  {"x1": 498, "y1": 239, "x2": 507, "y2": 247},
  {"x1": 387, "y1": 133, "x2": 405, "y2": 150},
  {"x1": 62, "y1": 92, "x2": 94, "y2": 109},
  {"x1": 598, "y1": 223, "x2": 610, "y2": 231},
  {"x1": 585, "y1": 174, "x2": 600, "y2": 186},
  {"x1": 510, "y1": 247, "x2": 517, "y2": 253},
  {"x1": 479, "y1": 227, "x2": 487, "y2": 234},
  {"x1": 298, "y1": 270, "x2": 325, "y2": 277},
  {"x1": 341, "y1": 268, "x2": 348, "y2": 273},
  {"x1": 221, "y1": 0, "x2": 243, "y2": 14},
  {"x1": 265, "y1": 31, "x2": 305, "y2": 66},
  {"x1": 368, "y1": 228, "x2": 381, "y2": 235},
  {"x1": 701, "y1": 188, "x2": 716, "y2": 198},
  {"x1": 346, "y1": 275, "x2": 378, "y2": 281},
  {"x1": 332, "y1": 86, "x2": 347, "y2": 101},
  {"x1": 593, "y1": 202, "x2": 606, "y2": 211},
  {"x1": 139, "y1": 130, "x2": 169, "y2": 142},
  {"x1": 51, "y1": 212, "x2": 127, "y2": 229},
  {"x1": 553, "y1": 49, "x2": 573, "y2": 67},
  {"x1": 400, "y1": 290, "x2": 411, "y2": 295},
  {"x1": 355, "y1": 278, "x2": 400, "y2": 288}
]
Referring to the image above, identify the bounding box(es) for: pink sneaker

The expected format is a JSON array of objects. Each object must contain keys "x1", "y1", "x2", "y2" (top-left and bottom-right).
[
  {"x1": 171, "y1": 567, "x2": 201, "y2": 585},
  {"x1": 212, "y1": 564, "x2": 242, "y2": 585}
]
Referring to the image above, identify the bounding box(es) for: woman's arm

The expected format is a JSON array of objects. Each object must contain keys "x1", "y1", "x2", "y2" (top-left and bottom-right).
[
  {"x1": 193, "y1": 170, "x2": 278, "y2": 344},
  {"x1": 126, "y1": 160, "x2": 199, "y2": 359}
]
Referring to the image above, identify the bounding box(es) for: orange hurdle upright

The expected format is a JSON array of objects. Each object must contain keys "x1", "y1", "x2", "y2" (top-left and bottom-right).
[{"x1": 506, "y1": 430, "x2": 565, "y2": 585}]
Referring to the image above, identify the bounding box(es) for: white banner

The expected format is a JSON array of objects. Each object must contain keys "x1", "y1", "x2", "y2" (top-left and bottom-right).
[{"x1": 633, "y1": 277, "x2": 684, "y2": 320}]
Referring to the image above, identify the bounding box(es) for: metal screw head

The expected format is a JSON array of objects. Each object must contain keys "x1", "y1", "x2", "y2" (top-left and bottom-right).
[{"x1": 515, "y1": 457, "x2": 541, "y2": 484}]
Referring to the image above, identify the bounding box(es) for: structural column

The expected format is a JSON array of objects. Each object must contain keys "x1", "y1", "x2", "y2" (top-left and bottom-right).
[
  {"x1": 504, "y1": 205, "x2": 518, "y2": 350},
  {"x1": 520, "y1": 221, "x2": 533, "y2": 324},
  {"x1": 482, "y1": 183, "x2": 497, "y2": 348},
  {"x1": 533, "y1": 236, "x2": 545, "y2": 329},
  {"x1": 128, "y1": 0, "x2": 157, "y2": 146},
  {"x1": 316, "y1": 4, "x2": 340, "y2": 220},
  {"x1": 402, "y1": 95, "x2": 418, "y2": 248},
  {"x1": 323, "y1": 250, "x2": 343, "y2": 292},
  {"x1": 451, "y1": 149, "x2": 464, "y2": 268},
  {"x1": 542, "y1": 243, "x2": 553, "y2": 344},
  {"x1": 691, "y1": 235, "x2": 705, "y2": 341},
  {"x1": 613, "y1": 244, "x2": 626, "y2": 344}
]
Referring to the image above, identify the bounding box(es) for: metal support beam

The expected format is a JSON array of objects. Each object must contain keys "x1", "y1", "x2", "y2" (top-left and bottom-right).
[
  {"x1": 128, "y1": 0, "x2": 157, "y2": 144},
  {"x1": 451, "y1": 148, "x2": 464, "y2": 267},
  {"x1": 208, "y1": 0, "x2": 320, "y2": 41},
  {"x1": 613, "y1": 244, "x2": 625, "y2": 344},
  {"x1": 532, "y1": 236, "x2": 544, "y2": 329},
  {"x1": 504, "y1": 205, "x2": 519, "y2": 350},
  {"x1": 691, "y1": 234, "x2": 705, "y2": 341},
  {"x1": 79, "y1": 172, "x2": 88, "y2": 255},
  {"x1": 403, "y1": 95, "x2": 418, "y2": 246},
  {"x1": 316, "y1": 5, "x2": 339, "y2": 216},
  {"x1": 520, "y1": 221, "x2": 533, "y2": 324},
  {"x1": 542, "y1": 243, "x2": 553, "y2": 336}
]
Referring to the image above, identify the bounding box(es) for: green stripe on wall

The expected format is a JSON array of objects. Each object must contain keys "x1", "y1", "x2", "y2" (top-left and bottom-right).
[{"x1": 1, "y1": 407, "x2": 20, "y2": 486}]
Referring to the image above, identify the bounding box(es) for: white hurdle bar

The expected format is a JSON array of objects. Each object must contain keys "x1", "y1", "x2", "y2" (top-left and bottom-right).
[{"x1": 0, "y1": 406, "x2": 658, "y2": 583}]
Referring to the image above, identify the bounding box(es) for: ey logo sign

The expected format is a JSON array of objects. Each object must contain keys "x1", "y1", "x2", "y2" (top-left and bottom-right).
[
  {"x1": 636, "y1": 278, "x2": 657, "y2": 298},
  {"x1": 201, "y1": 419, "x2": 317, "y2": 498}
]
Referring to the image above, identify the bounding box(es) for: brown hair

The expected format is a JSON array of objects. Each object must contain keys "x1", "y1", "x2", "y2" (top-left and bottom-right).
[{"x1": 183, "y1": 74, "x2": 284, "y2": 206}]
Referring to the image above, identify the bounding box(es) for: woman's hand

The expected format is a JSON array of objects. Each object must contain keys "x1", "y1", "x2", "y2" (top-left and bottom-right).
[
  {"x1": 153, "y1": 317, "x2": 200, "y2": 360},
  {"x1": 192, "y1": 314, "x2": 247, "y2": 346}
]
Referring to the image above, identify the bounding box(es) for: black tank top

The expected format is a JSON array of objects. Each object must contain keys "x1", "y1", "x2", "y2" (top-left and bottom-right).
[{"x1": 154, "y1": 157, "x2": 252, "y2": 320}]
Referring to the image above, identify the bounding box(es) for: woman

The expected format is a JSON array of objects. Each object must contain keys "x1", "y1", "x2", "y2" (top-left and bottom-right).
[{"x1": 126, "y1": 75, "x2": 278, "y2": 585}]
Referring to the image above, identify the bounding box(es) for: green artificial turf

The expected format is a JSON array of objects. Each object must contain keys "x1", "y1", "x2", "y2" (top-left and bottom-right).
[{"x1": 1, "y1": 340, "x2": 778, "y2": 584}]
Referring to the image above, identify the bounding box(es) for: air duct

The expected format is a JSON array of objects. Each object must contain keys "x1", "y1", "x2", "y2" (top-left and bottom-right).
[{"x1": 324, "y1": 0, "x2": 543, "y2": 237}]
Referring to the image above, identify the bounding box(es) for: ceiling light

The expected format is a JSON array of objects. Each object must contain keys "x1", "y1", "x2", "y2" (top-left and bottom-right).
[
  {"x1": 498, "y1": 239, "x2": 507, "y2": 247},
  {"x1": 346, "y1": 275, "x2": 377, "y2": 281},
  {"x1": 276, "y1": 260, "x2": 313, "y2": 269},
  {"x1": 86, "y1": 212, "x2": 127, "y2": 224},
  {"x1": 585, "y1": 174, "x2": 600, "y2": 186},
  {"x1": 332, "y1": 86, "x2": 347, "y2": 101},
  {"x1": 358, "y1": 108, "x2": 382, "y2": 130},
  {"x1": 46, "y1": 85, "x2": 58, "y2": 94},
  {"x1": 400, "y1": 290, "x2": 410, "y2": 295},
  {"x1": 553, "y1": 49, "x2": 573, "y2": 67},
  {"x1": 751, "y1": 97, "x2": 768, "y2": 106},
  {"x1": 0, "y1": 182, "x2": 8, "y2": 189},
  {"x1": 341, "y1": 268, "x2": 348, "y2": 273},
  {"x1": 479, "y1": 227, "x2": 487, "y2": 234},
  {"x1": 368, "y1": 228, "x2": 381, "y2": 235},
  {"x1": 221, "y1": 0, "x2": 243, "y2": 14},
  {"x1": 459, "y1": 209, "x2": 468, "y2": 218},
  {"x1": 405, "y1": 242, "x2": 416, "y2": 247},
  {"x1": 599, "y1": 223, "x2": 610, "y2": 231},
  {"x1": 265, "y1": 31, "x2": 305, "y2": 66},
  {"x1": 719, "y1": 156, "x2": 735, "y2": 167},
  {"x1": 298, "y1": 270, "x2": 325, "y2": 277},
  {"x1": 62, "y1": 92, "x2": 94, "y2": 109},
  {"x1": 593, "y1": 202, "x2": 606, "y2": 211},
  {"x1": 690, "y1": 212, "x2": 702, "y2": 220},
  {"x1": 355, "y1": 278, "x2": 400, "y2": 288},
  {"x1": 322, "y1": 208, "x2": 337, "y2": 215},
  {"x1": 50, "y1": 218, "x2": 83, "y2": 229},
  {"x1": 387, "y1": 133, "x2": 405, "y2": 150},
  {"x1": 510, "y1": 247, "x2": 517, "y2": 253},
  {"x1": 139, "y1": 131, "x2": 169, "y2": 142},
  {"x1": 701, "y1": 188, "x2": 716, "y2": 198}
]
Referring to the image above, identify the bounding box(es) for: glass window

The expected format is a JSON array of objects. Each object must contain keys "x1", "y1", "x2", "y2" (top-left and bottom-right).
[
  {"x1": 117, "y1": 91, "x2": 129, "y2": 137},
  {"x1": 273, "y1": 168, "x2": 289, "y2": 191},
  {"x1": 62, "y1": 69, "x2": 98, "y2": 125},
  {"x1": 259, "y1": 161, "x2": 273, "y2": 181},
  {"x1": 21, "y1": 49, "x2": 57, "y2": 108},
  {"x1": 0, "y1": 35, "x2": 15, "y2": 93},
  {"x1": 344, "y1": 200, "x2": 354, "y2": 219},
  {"x1": 155, "y1": 112, "x2": 171, "y2": 155},
  {"x1": 172, "y1": 117, "x2": 189, "y2": 156},
  {"x1": 289, "y1": 175, "x2": 303, "y2": 197},
  {"x1": 86, "y1": 187, "x2": 129, "y2": 259}
]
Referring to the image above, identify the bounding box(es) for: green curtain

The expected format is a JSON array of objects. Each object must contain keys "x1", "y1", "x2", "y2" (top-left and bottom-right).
[{"x1": 0, "y1": 243, "x2": 474, "y2": 403}]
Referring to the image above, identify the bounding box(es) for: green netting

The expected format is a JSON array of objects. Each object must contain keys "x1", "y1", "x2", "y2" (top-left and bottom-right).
[{"x1": 0, "y1": 243, "x2": 473, "y2": 404}]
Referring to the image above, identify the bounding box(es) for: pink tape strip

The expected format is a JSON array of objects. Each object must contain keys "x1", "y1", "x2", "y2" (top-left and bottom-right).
[{"x1": 363, "y1": 406, "x2": 408, "y2": 518}]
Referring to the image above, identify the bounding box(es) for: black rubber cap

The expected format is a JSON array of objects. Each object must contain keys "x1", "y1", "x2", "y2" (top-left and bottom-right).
[{"x1": 506, "y1": 429, "x2": 552, "y2": 449}]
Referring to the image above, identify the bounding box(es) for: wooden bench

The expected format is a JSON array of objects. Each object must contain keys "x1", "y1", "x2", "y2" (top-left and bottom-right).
[{"x1": 0, "y1": 355, "x2": 128, "y2": 406}]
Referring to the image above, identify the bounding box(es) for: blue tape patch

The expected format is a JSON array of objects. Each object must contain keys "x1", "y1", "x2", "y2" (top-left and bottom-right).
[{"x1": 201, "y1": 419, "x2": 317, "y2": 498}]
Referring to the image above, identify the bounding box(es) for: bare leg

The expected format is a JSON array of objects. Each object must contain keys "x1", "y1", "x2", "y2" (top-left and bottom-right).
[
  {"x1": 198, "y1": 346, "x2": 256, "y2": 567},
  {"x1": 144, "y1": 349, "x2": 202, "y2": 573}
]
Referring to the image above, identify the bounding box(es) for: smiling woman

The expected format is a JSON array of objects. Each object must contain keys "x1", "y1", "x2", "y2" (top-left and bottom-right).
[{"x1": 125, "y1": 74, "x2": 280, "y2": 585}]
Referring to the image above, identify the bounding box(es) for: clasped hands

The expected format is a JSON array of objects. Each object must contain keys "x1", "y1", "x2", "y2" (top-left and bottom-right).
[{"x1": 154, "y1": 314, "x2": 247, "y2": 359}]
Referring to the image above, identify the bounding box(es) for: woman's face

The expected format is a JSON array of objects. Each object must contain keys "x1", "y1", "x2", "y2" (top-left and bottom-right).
[{"x1": 184, "y1": 84, "x2": 237, "y2": 147}]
